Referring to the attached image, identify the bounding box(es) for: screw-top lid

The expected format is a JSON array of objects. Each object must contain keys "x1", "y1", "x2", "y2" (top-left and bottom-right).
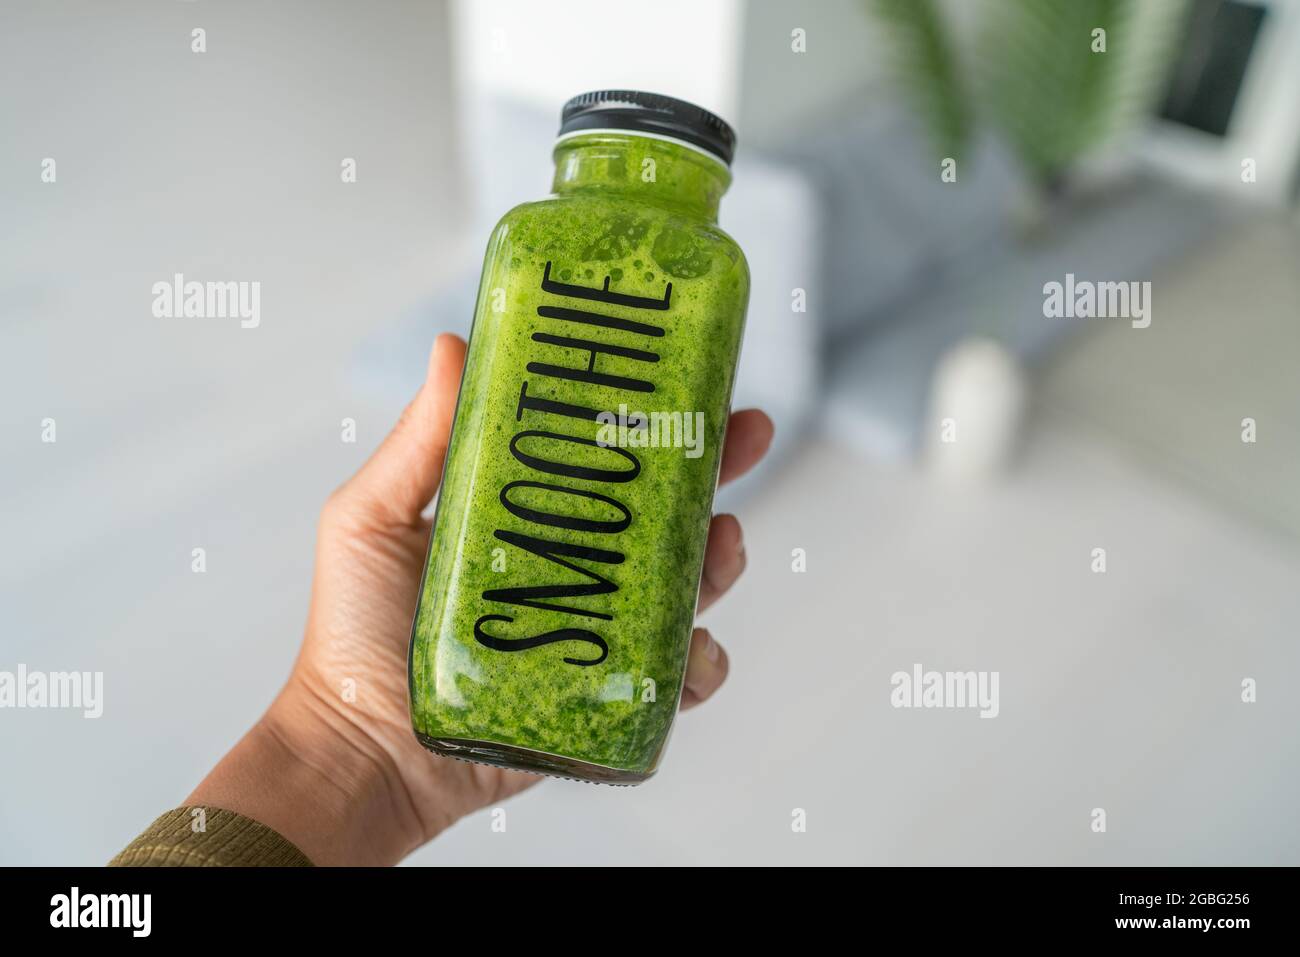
[{"x1": 558, "y1": 90, "x2": 737, "y2": 166}]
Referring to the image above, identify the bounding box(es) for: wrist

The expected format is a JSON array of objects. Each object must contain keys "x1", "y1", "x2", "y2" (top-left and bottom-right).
[{"x1": 187, "y1": 675, "x2": 423, "y2": 866}]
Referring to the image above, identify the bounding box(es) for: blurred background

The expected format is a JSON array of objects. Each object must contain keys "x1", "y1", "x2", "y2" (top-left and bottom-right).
[{"x1": 3, "y1": 0, "x2": 1299, "y2": 865}]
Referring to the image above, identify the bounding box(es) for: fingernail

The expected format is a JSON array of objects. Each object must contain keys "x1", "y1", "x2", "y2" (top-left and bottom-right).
[{"x1": 703, "y1": 632, "x2": 721, "y2": 663}]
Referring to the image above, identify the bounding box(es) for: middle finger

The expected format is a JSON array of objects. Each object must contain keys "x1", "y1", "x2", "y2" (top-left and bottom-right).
[{"x1": 697, "y1": 513, "x2": 746, "y2": 613}]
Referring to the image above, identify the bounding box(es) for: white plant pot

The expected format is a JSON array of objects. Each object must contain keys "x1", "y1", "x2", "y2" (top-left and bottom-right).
[{"x1": 925, "y1": 337, "x2": 1027, "y2": 480}]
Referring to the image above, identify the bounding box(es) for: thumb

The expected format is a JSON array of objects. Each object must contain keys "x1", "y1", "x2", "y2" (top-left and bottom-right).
[{"x1": 340, "y1": 333, "x2": 467, "y2": 526}]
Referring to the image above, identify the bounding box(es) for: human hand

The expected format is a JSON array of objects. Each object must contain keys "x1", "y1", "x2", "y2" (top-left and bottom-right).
[{"x1": 188, "y1": 334, "x2": 774, "y2": 865}]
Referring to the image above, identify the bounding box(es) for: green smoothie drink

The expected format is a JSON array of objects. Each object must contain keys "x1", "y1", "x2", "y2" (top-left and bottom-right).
[{"x1": 408, "y1": 91, "x2": 749, "y2": 784}]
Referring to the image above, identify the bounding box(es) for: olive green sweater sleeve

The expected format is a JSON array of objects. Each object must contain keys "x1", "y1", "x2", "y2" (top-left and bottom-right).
[{"x1": 109, "y1": 807, "x2": 314, "y2": 867}]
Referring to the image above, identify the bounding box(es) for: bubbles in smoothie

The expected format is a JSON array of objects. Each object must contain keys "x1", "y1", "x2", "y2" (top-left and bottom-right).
[
  {"x1": 651, "y1": 223, "x2": 713, "y2": 279},
  {"x1": 582, "y1": 214, "x2": 649, "y2": 261}
]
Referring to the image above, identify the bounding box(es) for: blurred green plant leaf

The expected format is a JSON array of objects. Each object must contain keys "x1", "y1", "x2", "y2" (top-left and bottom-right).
[
  {"x1": 864, "y1": 0, "x2": 1187, "y2": 188},
  {"x1": 867, "y1": 0, "x2": 972, "y2": 161},
  {"x1": 974, "y1": 0, "x2": 1131, "y2": 185}
]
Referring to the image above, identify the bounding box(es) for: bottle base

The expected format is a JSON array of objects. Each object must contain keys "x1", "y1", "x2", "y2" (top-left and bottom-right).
[{"x1": 414, "y1": 732, "x2": 654, "y2": 786}]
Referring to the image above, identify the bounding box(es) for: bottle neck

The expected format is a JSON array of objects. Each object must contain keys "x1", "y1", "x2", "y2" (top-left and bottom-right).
[{"x1": 551, "y1": 132, "x2": 730, "y2": 222}]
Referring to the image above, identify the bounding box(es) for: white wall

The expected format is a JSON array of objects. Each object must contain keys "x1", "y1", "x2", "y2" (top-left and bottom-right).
[{"x1": 451, "y1": 0, "x2": 743, "y2": 123}]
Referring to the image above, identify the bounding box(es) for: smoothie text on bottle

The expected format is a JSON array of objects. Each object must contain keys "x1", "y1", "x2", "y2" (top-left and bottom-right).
[{"x1": 472, "y1": 261, "x2": 671, "y2": 667}]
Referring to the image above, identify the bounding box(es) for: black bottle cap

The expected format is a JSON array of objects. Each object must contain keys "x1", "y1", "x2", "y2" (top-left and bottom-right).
[{"x1": 558, "y1": 90, "x2": 737, "y2": 166}]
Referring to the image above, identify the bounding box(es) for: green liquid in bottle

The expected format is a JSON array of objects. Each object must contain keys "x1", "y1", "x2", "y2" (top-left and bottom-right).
[{"x1": 409, "y1": 93, "x2": 749, "y2": 784}]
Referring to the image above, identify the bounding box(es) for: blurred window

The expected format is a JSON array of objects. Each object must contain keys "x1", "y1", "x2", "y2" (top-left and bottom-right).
[{"x1": 1160, "y1": 0, "x2": 1268, "y2": 136}]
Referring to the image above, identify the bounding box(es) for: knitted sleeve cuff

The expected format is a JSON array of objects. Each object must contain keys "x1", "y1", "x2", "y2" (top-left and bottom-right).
[{"x1": 108, "y1": 806, "x2": 314, "y2": 867}]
